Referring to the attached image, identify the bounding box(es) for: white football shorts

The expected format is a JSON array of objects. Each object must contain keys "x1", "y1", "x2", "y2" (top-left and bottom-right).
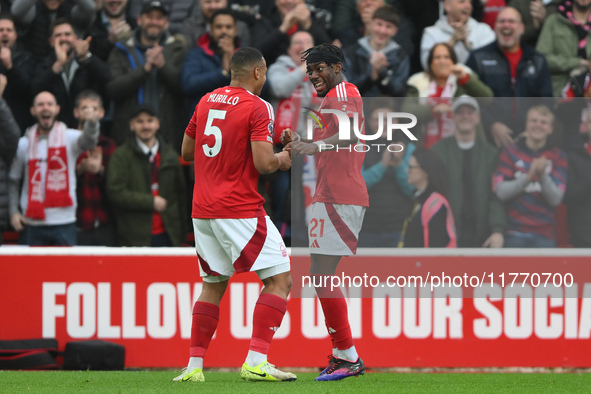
[
  {"x1": 192, "y1": 216, "x2": 290, "y2": 283},
  {"x1": 308, "y1": 202, "x2": 366, "y2": 256}
]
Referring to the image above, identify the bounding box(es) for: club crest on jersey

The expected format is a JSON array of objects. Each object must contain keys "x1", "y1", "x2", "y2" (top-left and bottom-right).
[{"x1": 267, "y1": 121, "x2": 274, "y2": 143}]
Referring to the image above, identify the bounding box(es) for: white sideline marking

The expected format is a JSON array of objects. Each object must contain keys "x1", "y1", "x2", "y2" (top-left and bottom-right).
[{"x1": 1, "y1": 246, "x2": 591, "y2": 257}]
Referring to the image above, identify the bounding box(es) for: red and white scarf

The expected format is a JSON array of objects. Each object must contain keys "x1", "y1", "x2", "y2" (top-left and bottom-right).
[
  {"x1": 424, "y1": 77, "x2": 456, "y2": 149},
  {"x1": 25, "y1": 122, "x2": 73, "y2": 220}
]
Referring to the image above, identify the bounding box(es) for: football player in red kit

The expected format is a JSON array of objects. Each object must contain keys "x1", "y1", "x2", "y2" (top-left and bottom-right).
[
  {"x1": 286, "y1": 43, "x2": 368, "y2": 381},
  {"x1": 175, "y1": 47, "x2": 295, "y2": 383}
]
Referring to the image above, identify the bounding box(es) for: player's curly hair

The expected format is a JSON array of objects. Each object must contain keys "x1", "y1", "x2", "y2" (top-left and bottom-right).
[{"x1": 301, "y1": 43, "x2": 345, "y2": 65}]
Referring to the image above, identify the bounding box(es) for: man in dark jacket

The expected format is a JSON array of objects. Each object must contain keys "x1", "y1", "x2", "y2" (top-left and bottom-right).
[
  {"x1": 106, "y1": 1, "x2": 186, "y2": 148},
  {"x1": 431, "y1": 96, "x2": 506, "y2": 247},
  {"x1": 250, "y1": 0, "x2": 331, "y2": 65},
  {"x1": 466, "y1": 7, "x2": 553, "y2": 147},
  {"x1": 106, "y1": 104, "x2": 186, "y2": 247},
  {"x1": 0, "y1": 14, "x2": 36, "y2": 132},
  {"x1": 32, "y1": 19, "x2": 111, "y2": 129},
  {"x1": 343, "y1": 5, "x2": 409, "y2": 97},
  {"x1": 86, "y1": 0, "x2": 137, "y2": 62},
  {"x1": 180, "y1": 0, "x2": 251, "y2": 49},
  {"x1": 0, "y1": 74, "x2": 20, "y2": 245},
  {"x1": 181, "y1": 8, "x2": 242, "y2": 117},
  {"x1": 11, "y1": 0, "x2": 95, "y2": 60}
]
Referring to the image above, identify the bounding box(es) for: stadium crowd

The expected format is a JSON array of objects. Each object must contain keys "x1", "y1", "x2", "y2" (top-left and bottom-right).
[{"x1": 1, "y1": 0, "x2": 591, "y2": 248}]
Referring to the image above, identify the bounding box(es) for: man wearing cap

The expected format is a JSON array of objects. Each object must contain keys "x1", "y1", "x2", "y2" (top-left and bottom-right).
[
  {"x1": 106, "y1": 0, "x2": 187, "y2": 148},
  {"x1": 106, "y1": 104, "x2": 187, "y2": 246},
  {"x1": 431, "y1": 95, "x2": 506, "y2": 248}
]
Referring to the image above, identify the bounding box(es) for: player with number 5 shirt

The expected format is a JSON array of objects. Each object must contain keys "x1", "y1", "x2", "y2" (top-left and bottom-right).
[{"x1": 176, "y1": 47, "x2": 295, "y2": 384}]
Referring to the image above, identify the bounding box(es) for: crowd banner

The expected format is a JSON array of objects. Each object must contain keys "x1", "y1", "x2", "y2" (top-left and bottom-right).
[{"x1": 1, "y1": 248, "x2": 590, "y2": 368}]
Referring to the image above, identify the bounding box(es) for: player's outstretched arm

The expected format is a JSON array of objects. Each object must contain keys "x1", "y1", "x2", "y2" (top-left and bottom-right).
[
  {"x1": 181, "y1": 133, "x2": 196, "y2": 162},
  {"x1": 291, "y1": 118, "x2": 360, "y2": 157},
  {"x1": 252, "y1": 141, "x2": 291, "y2": 174}
]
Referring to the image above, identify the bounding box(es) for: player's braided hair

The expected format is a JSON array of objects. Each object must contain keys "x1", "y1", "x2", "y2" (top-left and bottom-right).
[{"x1": 301, "y1": 43, "x2": 345, "y2": 67}]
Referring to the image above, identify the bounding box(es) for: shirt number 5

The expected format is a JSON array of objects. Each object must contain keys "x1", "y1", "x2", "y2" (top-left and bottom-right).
[{"x1": 203, "y1": 109, "x2": 226, "y2": 157}]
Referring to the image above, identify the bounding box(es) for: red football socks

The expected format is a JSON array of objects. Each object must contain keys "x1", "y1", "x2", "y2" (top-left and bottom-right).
[
  {"x1": 189, "y1": 301, "x2": 220, "y2": 358},
  {"x1": 249, "y1": 293, "x2": 287, "y2": 354},
  {"x1": 315, "y1": 275, "x2": 354, "y2": 350}
]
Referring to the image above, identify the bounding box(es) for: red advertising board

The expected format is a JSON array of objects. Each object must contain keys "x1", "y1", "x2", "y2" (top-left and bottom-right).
[{"x1": 1, "y1": 248, "x2": 590, "y2": 368}]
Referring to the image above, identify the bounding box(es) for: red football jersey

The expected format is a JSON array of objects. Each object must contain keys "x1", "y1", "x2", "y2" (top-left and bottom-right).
[
  {"x1": 313, "y1": 81, "x2": 369, "y2": 207},
  {"x1": 185, "y1": 86, "x2": 275, "y2": 218}
]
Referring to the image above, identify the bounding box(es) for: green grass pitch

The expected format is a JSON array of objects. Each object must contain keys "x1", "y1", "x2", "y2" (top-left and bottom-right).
[{"x1": 1, "y1": 370, "x2": 591, "y2": 393}]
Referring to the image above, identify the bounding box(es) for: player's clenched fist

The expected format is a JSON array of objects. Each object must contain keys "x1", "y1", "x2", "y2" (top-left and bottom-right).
[{"x1": 276, "y1": 150, "x2": 291, "y2": 171}]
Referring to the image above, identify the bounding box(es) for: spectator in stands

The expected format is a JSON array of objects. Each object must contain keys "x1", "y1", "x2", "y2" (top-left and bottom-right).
[
  {"x1": 74, "y1": 90, "x2": 117, "y2": 246},
  {"x1": 11, "y1": 0, "x2": 95, "y2": 60},
  {"x1": 127, "y1": 0, "x2": 199, "y2": 35},
  {"x1": 0, "y1": 75, "x2": 20, "y2": 245},
  {"x1": 563, "y1": 111, "x2": 591, "y2": 247},
  {"x1": 0, "y1": 1, "x2": 11, "y2": 13},
  {"x1": 431, "y1": 95, "x2": 505, "y2": 248},
  {"x1": 181, "y1": 8, "x2": 241, "y2": 116},
  {"x1": 420, "y1": 0, "x2": 495, "y2": 69},
  {"x1": 466, "y1": 7, "x2": 553, "y2": 147},
  {"x1": 106, "y1": 104, "x2": 187, "y2": 247},
  {"x1": 251, "y1": 0, "x2": 331, "y2": 65},
  {"x1": 332, "y1": 0, "x2": 384, "y2": 46},
  {"x1": 8, "y1": 91, "x2": 99, "y2": 246},
  {"x1": 537, "y1": 0, "x2": 591, "y2": 97},
  {"x1": 268, "y1": 30, "x2": 316, "y2": 136},
  {"x1": 494, "y1": 105, "x2": 567, "y2": 247},
  {"x1": 401, "y1": 0, "x2": 485, "y2": 73},
  {"x1": 398, "y1": 148, "x2": 457, "y2": 248},
  {"x1": 181, "y1": 0, "x2": 251, "y2": 49},
  {"x1": 0, "y1": 14, "x2": 36, "y2": 132},
  {"x1": 403, "y1": 43, "x2": 492, "y2": 148},
  {"x1": 267, "y1": 30, "x2": 316, "y2": 242},
  {"x1": 467, "y1": 7, "x2": 552, "y2": 99},
  {"x1": 331, "y1": 0, "x2": 414, "y2": 57},
  {"x1": 511, "y1": 0, "x2": 560, "y2": 47},
  {"x1": 343, "y1": 5, "x2": 409, "y2": 97},
  {"x1": 86, "y1": 0, "x2": 137, "y2": 62},
  {"x1": 32, "y1": 18, "x2": 111, "y2": 129},
  {"x1": 359, "y1": 102, "x2": 415, "y2": 247},
  {"x1": 332, "y1": 0, "x2": 383, "y2": 46},
  {"x1": 480, "y1": 0, "x2": 507, "y2": 29},
  {"x1": 106, "y1": 1, "x2": 186, "y2": 148},
  {"x1": 231, "y1": 0, "x2": 274, "y2": 19}
]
